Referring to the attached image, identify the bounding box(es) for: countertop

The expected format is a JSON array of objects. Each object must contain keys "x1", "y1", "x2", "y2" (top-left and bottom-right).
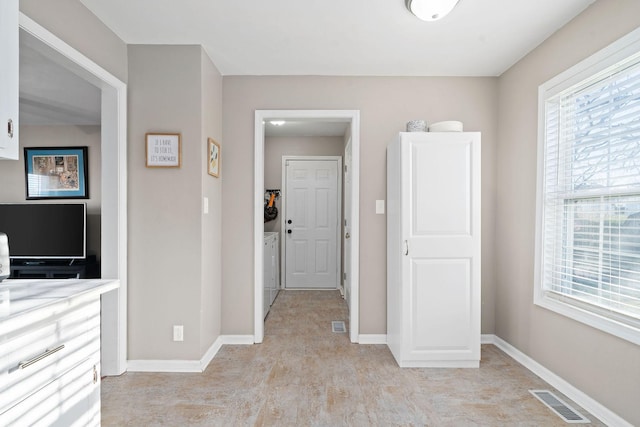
[{"x1": 0, "y1": 279, "x2": 119, "y2": 336}]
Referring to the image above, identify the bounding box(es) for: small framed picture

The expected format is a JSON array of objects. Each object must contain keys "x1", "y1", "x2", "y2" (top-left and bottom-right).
[
  {"x1": 146, "y1": 133, "x2": 181, "y2": 167},
  {"x1": 24, "y1": 146, "x2": 89, "y2": 199},
  {"x1": 208, "y1": 138, "x2": 220, "y2": 178}
]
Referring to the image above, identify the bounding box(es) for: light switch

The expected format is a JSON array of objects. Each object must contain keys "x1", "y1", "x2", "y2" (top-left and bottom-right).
[
  {"x1": 204, "y1": 197, "x2": 209, "y2": 214},
  {"x1": 376, "y1": 199, "x2": 385, "y2": 214}
]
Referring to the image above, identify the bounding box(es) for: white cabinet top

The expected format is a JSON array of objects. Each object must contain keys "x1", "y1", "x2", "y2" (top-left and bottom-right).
[{"x1": 0, "y1": 279, "x2": 119, "y2": 336}]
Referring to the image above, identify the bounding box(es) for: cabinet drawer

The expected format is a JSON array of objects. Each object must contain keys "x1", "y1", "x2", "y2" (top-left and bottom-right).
[
  {"x1": 0, "y1": 299, "x2": 100, "y2": 414},
  {"x1": 1, "y1": 357, "x2": 100, "y2": 426}
]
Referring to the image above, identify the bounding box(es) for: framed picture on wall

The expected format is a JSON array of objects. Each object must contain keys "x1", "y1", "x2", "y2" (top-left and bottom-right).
[
  {"x1": 24, "y1": 146, "x2": 89, "y2": 199},
  {"x1": 208, "y1": 138, "x2": 220, "y2": 178},
  {"x1": 146, "y1": 133, "x2": 181, "y2": 167}
]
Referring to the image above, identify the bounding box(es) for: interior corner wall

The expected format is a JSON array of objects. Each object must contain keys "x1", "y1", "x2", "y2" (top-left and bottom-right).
[
  {"x1": 495, "y1": 1, "x2": 640, "y2": 424},
  {"x1": 199, "y1": 48, "x2": 223, "y2": 355},
  {"x1": 127, "y1": 45, "x2": 204, "y2": 360},
  {"x1": 19, "y1": 0, "x2": 128, "y2": 83},
  {"x1": 221, "y1": 76, "x2": 499, "y2": 336}
]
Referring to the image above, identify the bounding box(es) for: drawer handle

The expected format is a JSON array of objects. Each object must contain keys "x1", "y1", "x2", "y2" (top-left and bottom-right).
[{"x1": 19, "y1": 345, "x2": 65, "y2": 370}]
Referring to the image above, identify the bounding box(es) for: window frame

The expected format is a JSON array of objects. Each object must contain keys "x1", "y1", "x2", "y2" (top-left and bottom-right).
[{"x1": 535, "y1": 27, "x2": 640, "y2": 346}]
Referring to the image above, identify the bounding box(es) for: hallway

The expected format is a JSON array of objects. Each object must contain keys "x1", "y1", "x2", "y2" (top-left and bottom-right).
[{"x1": 102, "y1": 290, "x2": 602, "y2": 426}]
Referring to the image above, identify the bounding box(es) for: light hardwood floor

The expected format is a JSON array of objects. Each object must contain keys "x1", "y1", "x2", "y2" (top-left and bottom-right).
[{"x1": 102, "y1": 290, "x2": 603, "y2": 426}]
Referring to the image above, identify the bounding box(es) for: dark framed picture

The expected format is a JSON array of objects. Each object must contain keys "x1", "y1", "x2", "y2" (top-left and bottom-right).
[{"x1": 24, "y1": 147, "x2": 89, "y2": 199}]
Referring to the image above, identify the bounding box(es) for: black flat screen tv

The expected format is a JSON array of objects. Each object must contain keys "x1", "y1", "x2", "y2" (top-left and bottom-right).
[{"x1": 0, "y1": 203, "x2": 86, "y2": 260}]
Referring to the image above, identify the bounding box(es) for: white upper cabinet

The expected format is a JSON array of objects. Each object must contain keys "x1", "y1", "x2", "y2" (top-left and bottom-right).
[{"x1": 0, "y1": 0, "x2": 19, "y2": 160}]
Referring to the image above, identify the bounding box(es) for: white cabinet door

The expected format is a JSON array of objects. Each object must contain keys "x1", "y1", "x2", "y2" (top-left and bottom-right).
[
  {"x1": 0, "y1": 0, "x2": 19, "y2": 159},
  {"x1": 387, "y1": 132, "x2": 481, "y2": 368}
]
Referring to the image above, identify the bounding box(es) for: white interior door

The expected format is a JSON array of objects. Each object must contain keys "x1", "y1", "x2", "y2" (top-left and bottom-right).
[
  {"x1": 343, "y1": 139, "x2": 352, "y2": 307},
  {"x1": 285, "y1": 158, "x2": 340, "y2": 289}
]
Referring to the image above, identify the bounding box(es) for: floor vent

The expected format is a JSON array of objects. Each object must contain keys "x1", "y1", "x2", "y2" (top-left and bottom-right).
[
  {"x1": 331, "y1": 321, "x2": 346, "y2": 333},
  {"x1": 529, "y1": 390, "x2": 590, "y2": 423}
]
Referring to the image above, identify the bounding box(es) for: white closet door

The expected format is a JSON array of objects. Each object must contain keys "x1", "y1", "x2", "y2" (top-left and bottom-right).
[{"x1": 400, "y1": 133, "x2": 481, "y2": 366}]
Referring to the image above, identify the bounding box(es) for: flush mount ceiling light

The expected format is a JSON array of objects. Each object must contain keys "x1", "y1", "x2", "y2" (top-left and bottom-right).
[
  {"x1": 270, "y1": 120, "x2": 286, "y2": 126},
  {"x1": 406, "y1": 0, "x2": 460, "y2": 21}
]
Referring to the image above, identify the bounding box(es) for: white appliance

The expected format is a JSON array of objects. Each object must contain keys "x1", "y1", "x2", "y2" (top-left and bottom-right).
[
  {"x1": 263, "y1": 232, "x2": 280, "y2": 319},
  {"x1": 387, "y1": 132, "x2": 481, "y2": 367}
]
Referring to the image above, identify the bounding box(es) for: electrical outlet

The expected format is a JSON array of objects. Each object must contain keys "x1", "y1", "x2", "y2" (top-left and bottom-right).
[{"x1": 173, "y1": 325, "x2": 184, "y2": 342}]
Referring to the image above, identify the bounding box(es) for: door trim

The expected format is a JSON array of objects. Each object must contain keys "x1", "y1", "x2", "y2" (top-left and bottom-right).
[
  {"x1": 254, "y1": 110, "x2": 360, "y2": 343},
  {"x1": 281, "y1": 156, "x2": 342, "y2": 290},
  {"x1": 20, "y1": 13, "x2": 128, "y2": 374}
]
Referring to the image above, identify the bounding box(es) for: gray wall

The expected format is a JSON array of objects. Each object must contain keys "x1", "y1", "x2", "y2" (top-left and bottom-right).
[
  {"x1": 495, "y1": 1, "x2": 640, "y2": 424},
  {"x1": 264, "y1": 136, "x2": 344, "y2": 233},
  {"x1": 128, "y1": 45, "x2": 222, "y2": 361},
  {"x1": 0, "y1": 125, "x2": 101, "y2": 259},
  {"x1": 222, "y1": 76, "x2": 499, "y2": 335}
]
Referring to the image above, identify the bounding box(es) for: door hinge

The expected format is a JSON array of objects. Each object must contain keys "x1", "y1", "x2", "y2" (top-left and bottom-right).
[{"x1": 343, "y1": 272, "x2": 346, "y2": 280}]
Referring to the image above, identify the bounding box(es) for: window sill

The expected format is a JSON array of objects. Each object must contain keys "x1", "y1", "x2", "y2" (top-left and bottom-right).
[{"x1": 534, "y1": 292, "x2": 640, "y2": 346}]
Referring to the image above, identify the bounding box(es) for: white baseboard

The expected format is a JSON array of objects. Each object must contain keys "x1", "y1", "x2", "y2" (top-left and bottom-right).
[
  {"x1": 127, "y1": 334, "x2": 254, "y2": 373},
  {"x1": 358, "y1": 334, "x2": 387, "y2": 344},
  {"x1": 480, "y1": 334, "x2": 495, "y2": 344},
  {"x1": 483, "y1": 334, "x2": 632, "y2": 427}
]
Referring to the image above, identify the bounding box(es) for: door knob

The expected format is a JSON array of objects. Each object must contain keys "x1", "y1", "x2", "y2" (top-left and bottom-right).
[
  {"x1": 287, "y1": 230, "x2": 292, "y2": 234},
  {"x1": 287, "y1": 219, "x2": 292, "y2": 224},
  {"x1": 345, "y1": 232, "x2": 351, "y2": 239}
]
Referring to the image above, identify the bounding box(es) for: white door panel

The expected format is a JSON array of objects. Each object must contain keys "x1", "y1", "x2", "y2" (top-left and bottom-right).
[
  {"x1": 411, "y1": 142, "x2": 472, "y2": 235},
  {"x1": 411, "y1": 258, "x2": 472, "y2": 351},
  {"x1": 285, "y1": 159, "x2": 340, "y2": 289}
]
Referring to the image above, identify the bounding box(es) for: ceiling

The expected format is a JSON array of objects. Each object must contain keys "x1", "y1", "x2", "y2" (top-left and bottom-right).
[
  {"x1": 80, "y1": 0, "x2": 595, "y2": 77},
  {"x1": 21, "y1": 0, "x2": 596, "y2": 131}
]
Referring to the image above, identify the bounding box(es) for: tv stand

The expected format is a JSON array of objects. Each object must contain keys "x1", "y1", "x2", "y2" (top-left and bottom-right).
[{"x1": 10, "y1": 256, "x2": 100, "y2": 279}]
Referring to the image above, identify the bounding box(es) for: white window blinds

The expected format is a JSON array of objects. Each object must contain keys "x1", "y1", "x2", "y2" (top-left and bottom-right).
[{"x1": 541, "y1": 51, "x2": 640, "y2": 326}]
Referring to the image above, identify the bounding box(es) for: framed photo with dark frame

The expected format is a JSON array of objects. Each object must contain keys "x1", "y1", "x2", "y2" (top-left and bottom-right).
[{"x1": 24, "y1": 146, "x2": 89, "y2": 199}]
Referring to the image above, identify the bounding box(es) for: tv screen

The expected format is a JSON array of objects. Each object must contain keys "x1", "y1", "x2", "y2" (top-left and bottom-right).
[{"x1": 0, "y1": 203, "x2": 86, "y2": 259}]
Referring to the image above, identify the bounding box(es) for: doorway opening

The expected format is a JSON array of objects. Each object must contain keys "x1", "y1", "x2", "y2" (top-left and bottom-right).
[
  {"x1": 20, "y1": 14, "x2": 128, "y2": 375},
  {"x1": 254, "y1": 110, "x2": 360, "y2": 344}
]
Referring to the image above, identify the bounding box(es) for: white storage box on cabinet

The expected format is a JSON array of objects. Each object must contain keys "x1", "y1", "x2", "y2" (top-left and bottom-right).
[{"x1": 387, "y1": 132, "x2": 481, "y2": 368}]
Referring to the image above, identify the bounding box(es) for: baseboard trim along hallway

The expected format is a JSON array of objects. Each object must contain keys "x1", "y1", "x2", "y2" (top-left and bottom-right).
[{"x1": 127, "y1": 335, "x2": 253, "y2": 373}]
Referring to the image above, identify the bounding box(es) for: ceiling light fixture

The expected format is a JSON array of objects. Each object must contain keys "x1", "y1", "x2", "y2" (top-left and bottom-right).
[
  {"x1": 270, "y1": 120, "x2": 286, "y2": 126},
  {"x1": 406, "y1": 0, "x2": 460, "y2": 21}
]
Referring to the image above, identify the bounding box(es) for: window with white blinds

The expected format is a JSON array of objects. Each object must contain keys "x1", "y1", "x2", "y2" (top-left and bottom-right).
[{"x1": 536, "y1": 28, "x2": 640, "y2": 344}]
